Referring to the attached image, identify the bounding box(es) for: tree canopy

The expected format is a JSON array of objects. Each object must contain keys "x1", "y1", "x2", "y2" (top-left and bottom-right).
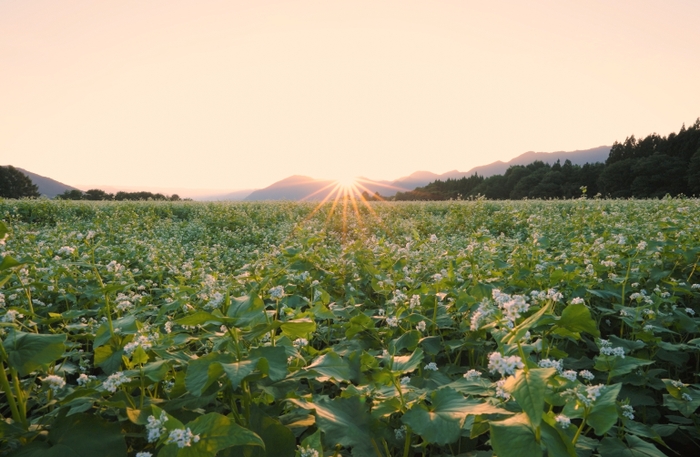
[{"x1": 0, "y1": 166, "x2": 40, "y2": 199}]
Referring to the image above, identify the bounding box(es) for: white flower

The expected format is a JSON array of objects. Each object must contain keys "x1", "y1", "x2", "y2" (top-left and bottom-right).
[
  {"x1": 395, "y1": 425, "x2": 407, "y2": 439},
  {"x1": 269, "y1": 285, "x2": 284, "y2": 299},
  {"x1": 136, "y1": 452, "x2": 153, "y2": 457},
  {"x1": 400, "y1": 376, "x2": 410, "y2": 385},
  {"x1": 124, "y1": 334, "x2": 155, "y2": 356},
  {"x1": 686, "y1": 308, "x2": 696, "y2": 316},
  {"x1": 585, "y1": 384, "x2": 605, "y2": 404},
  {"x1": 561, "y1": 370, "x2": 577, "y2": 382},
  {"x1": 57, "y1": 246, "x2": 75, "y2": 256},
  {"x1": 578, "y1": 370, "x2": 595, "y2": 381},
  {"x1": 76, "y1": 373, "x2": 94, "y2": 386},
  {"x1": 495, "y1": 378, "x2": 510, "y2": 400},
  {"x1": 621, "y1": 404, "x2": 634, "y2": 420},
  {"x1": 293, "y1": 338, "x2": 308, "y2": 348},
  {"x1": 600, "y1": 346, "x2": 625, "y2": 358},
  {"x1": 297, "y1": 445, "x2": 320, "y2": 457},
  {"x1": 424, "y1": 362, "x2": 438, "y2": 371},
  {"x1": 415, "y1": 320, "x2": 426, "y2": 332},
  {"x1": 42, "y1": 375, "x2": 66, "y2": 393},
  {"x1": 409, "y1": 294, "x2": 421, "y2": 309},
  {"x1": 637, "y1": 241, "x2": 647, "y2": 251},
  {"x1": 167, "y1": 428, "x2": 200, "y2": 448},
  {"x1": 555, "y1": 414, "x2": 571, "y2": 429},
  {"x1": 1, "y1": 309, "x2": 23, "y2": 322},
  {"x1": 432, "y1": 273, "x2": 443, "y2": 282},
  {"x1": 682, "y1": 393, "x2": 693, "y2": 401},
  {"x1": 488, "y1": 352, "x2": 524, "y2": 377},
  {"x1": 570, "y1": 297, "x2": 585, "y2": 305},
  {"x1": 103, "y1": 371, "x2": 131, "y2": 393},
  {"x1": 463, "y1": 369, "x2": 482, "y2": 380},
  {"x1": 386, "y1": 317, "x2": 399, "y2": 328},
  {"x1": 429, "y1": 234, "x2": 438, "y2": 243},
  {"x1": 146, "y1": 411, "x2": 169, "y2": 443},
  {"x1": 538, "y1": 358, "x2": 563, "y2": 372}
]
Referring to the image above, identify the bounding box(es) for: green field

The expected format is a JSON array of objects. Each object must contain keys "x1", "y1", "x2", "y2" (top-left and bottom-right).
[{"x1": 0, "y1": 198, "x2": 699, "y2": 457}]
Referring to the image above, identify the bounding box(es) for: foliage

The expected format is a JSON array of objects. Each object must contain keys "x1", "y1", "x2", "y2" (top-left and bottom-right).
[
  {"x1": 0, "y1": 166, "x2": 40, "y2": 199},
  {"x1": 0, "y1": 199, "x2": 699, "y2": 456}
]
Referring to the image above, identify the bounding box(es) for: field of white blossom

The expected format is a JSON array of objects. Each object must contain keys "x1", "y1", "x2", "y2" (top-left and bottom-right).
[{"x1": 0, "y1": 198, "x2": 699, "y2": 457}]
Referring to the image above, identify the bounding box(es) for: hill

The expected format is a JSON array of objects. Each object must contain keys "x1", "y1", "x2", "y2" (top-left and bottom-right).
[{"x1": 11, "y1": 167, "x2": 80, "y2": 198}]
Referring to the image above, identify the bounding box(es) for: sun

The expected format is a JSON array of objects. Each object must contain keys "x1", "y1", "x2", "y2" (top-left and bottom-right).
[{"x1": 333, "y1": 175, "x2": 358, "y2": 189}]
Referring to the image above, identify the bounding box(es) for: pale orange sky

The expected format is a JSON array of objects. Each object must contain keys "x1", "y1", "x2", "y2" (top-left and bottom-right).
[{"x1": 2, "y1": 0, "x2": 700, "y2": 194}]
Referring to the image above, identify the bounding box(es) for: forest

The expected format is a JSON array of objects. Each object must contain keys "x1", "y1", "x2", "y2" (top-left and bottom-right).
[{"x1": 394, "y1": 119, "x2": 700, "y2": 200}]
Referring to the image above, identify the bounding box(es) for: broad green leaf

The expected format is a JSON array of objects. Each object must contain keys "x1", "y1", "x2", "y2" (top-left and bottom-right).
[
  {"x1": 593, "y1": 356, "x2": 654, "y2": 378},
  {"x1": 175, "y1": 311, "x2": 222, "y2": 326},
  {"x1": 391, "y1": 348, "x2": 424, "y2": 374},
  {"x1": 557, "y1": 304, "x2": 600, "y2": 338},
  {"x1": 540, "y1": 420, "x2": 576, "y2": 457},
  {"x1": 305, "y1": 351, "x2": 355, "y2": 382},
  {"x1": 0, "y1": 221, "x2": 7, "y2": 239},
  {"x1": 10, "y1": 413, "x2": 126, "y2": 457},
  {"x1": 0, "y1": 254, "x2": 23, "y2": 271},
  {"x1": 402, "y1": 387, "x2": 508, "y2": 445},
  {"x1": 142, "y1": 359, "x2": 172, "y2": 382},
  {"x1": 505, "y1": 367, "x2": 556, "y2": 427},
  {"x1": 249, "y1": 346, "x2": 288, "y2": 381},
  {"x1": 291, "y1": 396, "x2": 377, "y2": 456},
  {"x1": 246, "y1": 406, "x2": 296, "y2": 457},
  {"x1": 598, "y1": 435, "x2": 667, "y2": 457},
  {"x1": 280, "y1": 318, "x2": 316, "y2": 339},
  {"x1": 389, "y1": 330, "x2": 421, "y2": 353},
  {"x1": 3, "y1": 329, "x2": 66, "y2": 377},
  {"x1": 587, "y1": 383, "x2": 622, "y2": 435},
  {"x1": 93, "y1": 344, "x2": 124, "y2": 374},
  {"x1": 663, "y1": 393, "x2": 700, "y2": 417},
  {"x1": 185, "y1": 353, "x2": 234, "y2": 396},
  {"x1": 299, "y1": 428, "x2": 323, "y2": 456},
  {"x1": 490, "y1": 413, "x2": 540, "y2": 457},
  {"x1": 221, "y1": 359, "x2": 259, "y2": 388},
  {"x1": 181, "y1": 413, "x2": 265, "y2": 457}
]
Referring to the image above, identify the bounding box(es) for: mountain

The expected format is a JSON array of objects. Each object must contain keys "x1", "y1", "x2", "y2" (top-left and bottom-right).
[
  {"x1": 13, "y1": 167, "x2": 80, "y2": 198},
  {"x1": 244, "y1": 146, "x2": 611, "y2": 201}
]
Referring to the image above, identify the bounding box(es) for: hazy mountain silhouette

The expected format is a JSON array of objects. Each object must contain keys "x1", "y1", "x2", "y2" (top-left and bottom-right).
[
  {"x1": 13, "y1": 168, "x2": 80, "y2": 198},
  {"x1": 244, "y1": 146, "x2": 611, "y2": 200}
]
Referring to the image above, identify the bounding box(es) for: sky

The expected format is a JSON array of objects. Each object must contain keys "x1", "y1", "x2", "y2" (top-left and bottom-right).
[{"x1": 2, "y1": 0, "x2": 700, "y2": 196}]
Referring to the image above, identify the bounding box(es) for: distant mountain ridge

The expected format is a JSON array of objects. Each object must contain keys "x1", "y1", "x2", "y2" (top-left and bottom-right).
[
  {"x1": 13, "y1": 167, "x2": 79, "y2": 198},
  {"x1": 244, "y1": 146, "x2": 610, "y2": 201}
]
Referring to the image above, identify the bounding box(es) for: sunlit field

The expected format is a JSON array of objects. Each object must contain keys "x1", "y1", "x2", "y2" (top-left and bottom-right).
[{"x1": 1, "y1": 197, "x2": 699, "y2": 456}]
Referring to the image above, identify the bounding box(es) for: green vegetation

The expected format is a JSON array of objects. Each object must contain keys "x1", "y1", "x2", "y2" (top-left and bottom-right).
[
  {"x1": 395, "y1": 119, "x2": 700, "y2": 201},
  {"x1": 56, "y1": 189, "x2": 183, "y2": 201},
  {"x1": 0, "y1": 167, "x2": 40, "y2": 199},
  {"x1": 0, "y1": 198, "x2": 699, "y2": 456}
]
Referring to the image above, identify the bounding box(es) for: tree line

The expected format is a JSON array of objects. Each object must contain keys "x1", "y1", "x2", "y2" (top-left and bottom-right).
[
  {"x1": 393, "y1": 119, "x2": 700, "y2": 200},
  {"x1": 56, "y1": 189, "x2": 185, "y2": 201}
]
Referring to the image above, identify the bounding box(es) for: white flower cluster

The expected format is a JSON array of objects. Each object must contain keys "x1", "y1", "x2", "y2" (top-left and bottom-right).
[
  {"x1": 555, "y1": 414, "x2": 571, "y2": 429},
  {"x1": 686, "y1": 308, "x2": 696, "y2": 316},
  {"x1": 394, "y1": 425, "x2": 407, "y2": 439},
  {"x1": 470, "y1": 298, "x2": 494, "y2": 331},
  {"x1": 124, "y1": 333, "x2": 157, "y2": 356},
  {"x1": 561, "y1": 370, "x2": 577, "y2": 382},
  {"x1": 621, "y1": 404, "x2": 634, "y2": 420},
  {"x1": 106, "y1": 260, "x2": 124, "y2": 273},
  {"x1": 415, "y1": 320, "x2": 426, "y2": 332},
  {"x1": 135, "y1": 452, "x2": 152, "y2": 457},
  {"x1": 167, "y1": 428, "x2": 200, "y2": 448},
  {"x1": 463, "y1": 369, "x2": 482, "y2": 380},
  {"x1": 77, "y1": 373, "x2": 96, "y2": 386},
  {"x1": 409, "y1": 294, "x2": 420, "y2": 309},
  {"x1": 1, "y1": 309, "x2": 23, "y2": 323},
  {"x1": 637, "y1": 241, "x2": 647, "y2": 251},
  {"x1": 269, "y1": 285, "x2": 284, "y2": 299},
  {"x1": 103, "y1": 371, "x2": 131, "y2": 393},
  {"x1": 488, "y1": 352, "x2": 524, "y2": 377},
  {"x1": 599, "y1": 339, "x2": 626, "y2": 358},
  {"x1": 538, "y1": 358, "x2": 563, "y2": 372},
  {"x1": 601, "y1": 260, "x2": 617, "y2": 268},
  {"x1": 297, "y1": 445, "x2": 320, "y2": 457},
  {"x1": 293, "y1": 338, "x2": 308, "y2": 348},
  {"x1": 492, "y1": 289, "x2": 530, "y2": 324},
  {"x1": 424, "y1": 362, "x2": 438, "y2": 371},
  {"x1": 204, "y1": 292, "x2": 224, "y2": 310},
  {"x1": 495, "y1": 378, "x2": 510, "y2": 400},
  {"x1": 146, "y1": 410, "x2": 169, "y2": 442},
  {"x1": 42, "y1": 375, "x2": 66, "y2": 393},
  {"x1": 579, "y1": 370, "x2": 595, "y2": 381},
  {"x1": 570, "y1": 297, "x2": 585, "y2": 305},
  {"x1": 57, "y1": 246, "x2": 75, "y2": 256},
  {"x1": 386, "y1": 316, "x2": 399, "y2": 328}
]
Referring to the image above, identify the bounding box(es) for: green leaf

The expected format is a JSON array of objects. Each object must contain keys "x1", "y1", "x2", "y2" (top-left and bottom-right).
[
  {"x1": 291, "y1": 396, "x2": 377, "y2": 456},
  {"x1": 93, "y1": 344, "x2": 123, "y2": 374},
  {"x1": 10, "y1": 413, "x2": 126, "y2": 457},
  {"x1": 389, "y1": 330, "x2": 421, "y2": 353},
  {"x1": 587, "y1": 383, "x2": 622, "y2": 435},
  {"x1": 402, "y1": 387, "x2": 505, "y2": 445},
  {"x1": 505, "y1": 367, "x2": 556, "y2": 427},
  {"x1": 246, "y1": 406, "x2": 296, "y2": 457},
  {"x1": 185, "y1": 353, "x2": 234, "y2": 396},
  {"x1": 3, "y1": 329, "x2": 66, "y2": 377},
  {"x1": 175, "y1": 311, "x2": 222, "y2": 327},
  {"x1": 0, "y1": 221, "x2": 8, "y2": 239},
  {"x1": 489, "y1": 413, "x2": 540, "y2": 457},
  {"x1": 557, "y1": 304, "x2": 600, "y2": 338},
  {"x1": 598, "y1": 435, "x2": 667, "y2": 457},
  {"x1": 280, "y1": 318, "x2": 316, "y2": 339},
  {"x1": 305, "y1": 351, "x2": 354, "y2": 382},
  {"x1": 390, "y1": 348, "x2": 424, "y2": 374},
  {"x1": 540, "y1": 420, "x2": 576, "y2": 457},
  {"x1": 0, "y1": 254, "x2": 23, "y2": 271},
  {"x1": 182, "y1": 413, "x2": 265, "y2": 456},
  {"x1": 299, "y1": 428, "x2": 323, "y2": 456},
  {"x1": 249, "y1": 346, "x2": 288, "y2": 381},
  {"x1": 221, "y1": 359, "x2": 259, "y2": 388},
  {"x1": 593, "y1": 356, "x2": 654, "y2": 378}
]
